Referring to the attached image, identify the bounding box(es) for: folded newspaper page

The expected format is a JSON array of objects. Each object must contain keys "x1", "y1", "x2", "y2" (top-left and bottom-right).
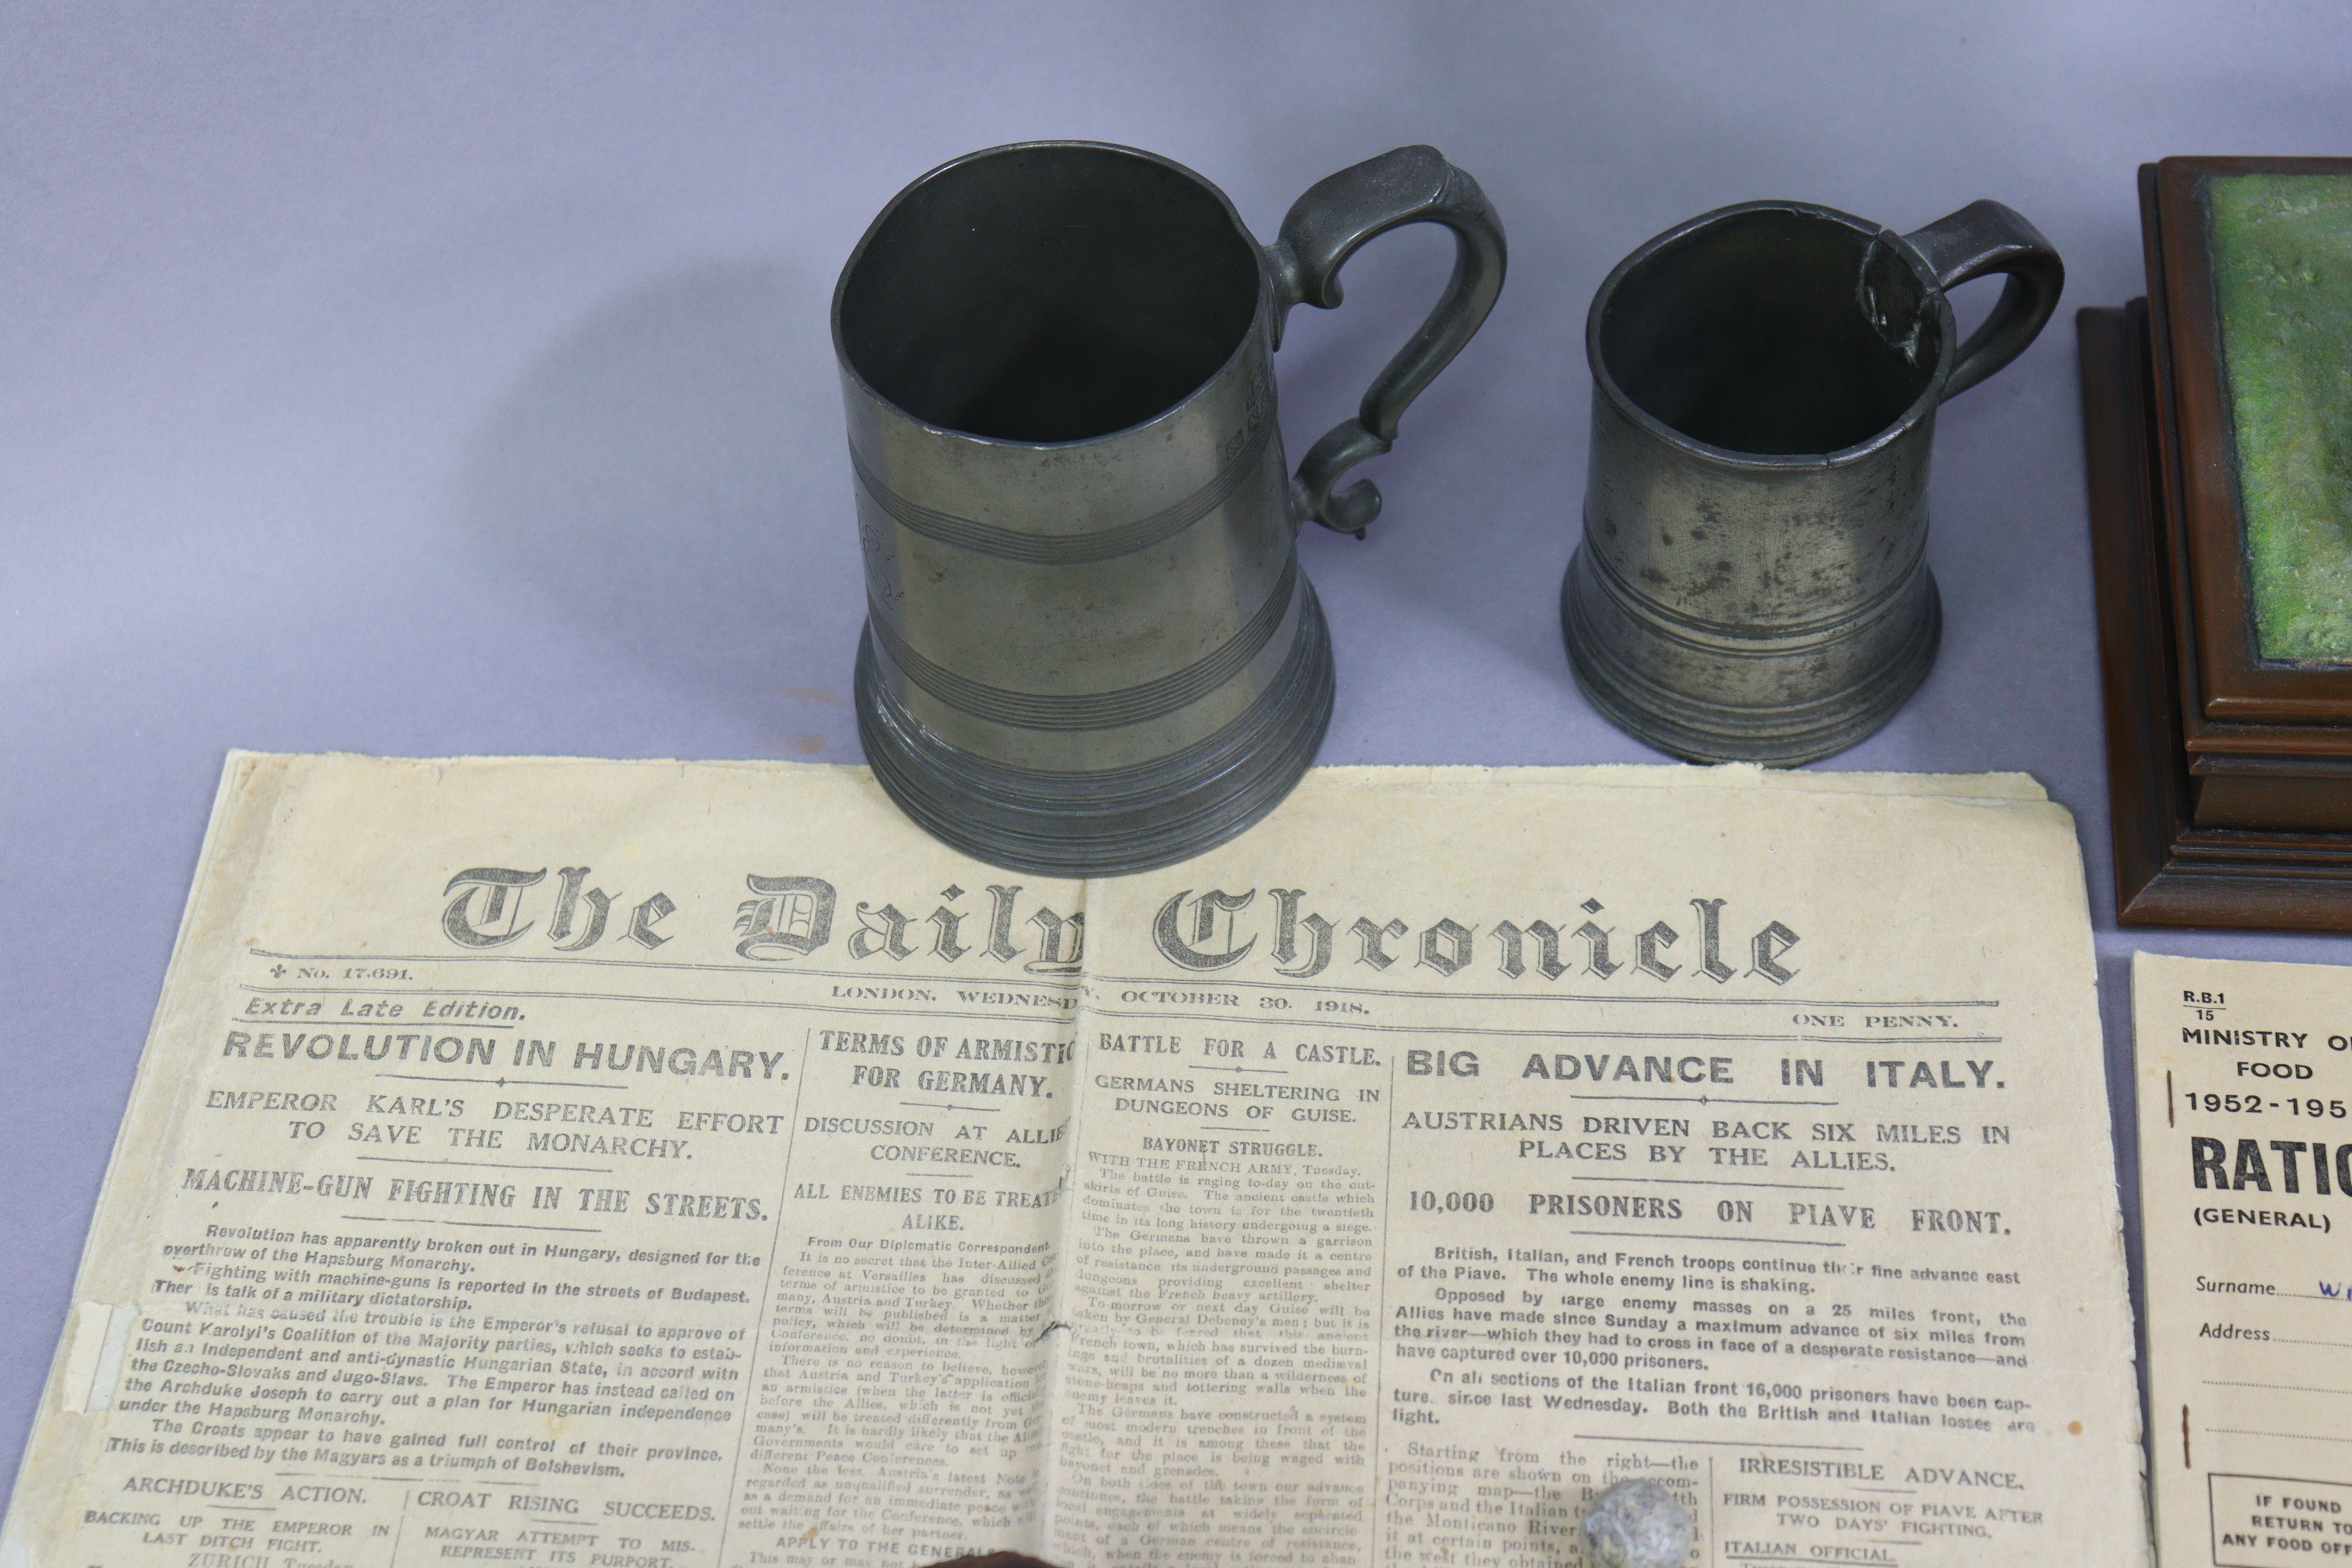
[
  {"x1": 1, "y1": 755, "x2": 2142, "y2": 1568},
  {"x1": 2134, "y1": 952, "x2": 2352, "y2": 1568}
]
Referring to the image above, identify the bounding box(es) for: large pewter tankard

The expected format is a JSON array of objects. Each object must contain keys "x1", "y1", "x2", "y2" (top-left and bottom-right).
[
  {"x1": 1563, "y1": 198, "x2": 2062, "y2": 763},
  {"x1": 836, "y1": 142, "x2": 1504, "y2": 874}
]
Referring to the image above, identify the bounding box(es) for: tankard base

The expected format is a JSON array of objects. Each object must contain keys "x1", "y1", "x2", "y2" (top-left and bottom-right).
[
  {"x1": 1560, "y1": 552, "x2": 1942, "y2": 766},
  {"x1": 854, "y1": 586, "x2": 1335, "y2": 877}
]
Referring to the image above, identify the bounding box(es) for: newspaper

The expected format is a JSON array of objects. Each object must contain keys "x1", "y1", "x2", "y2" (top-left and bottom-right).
[
  {"x1": 2134, "y1": 952, "x2": 2352, "y2": 1568},
  {"x1": 1, "y1": 754, "x2": 2144, "y2": 1568}
]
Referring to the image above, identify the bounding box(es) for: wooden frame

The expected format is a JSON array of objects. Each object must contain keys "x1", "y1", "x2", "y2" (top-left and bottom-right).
[
  {"x1": 2080, "y1": 298, "x2": 2352, "y2": 929},
  {"x1": 2149, "y1": 156, "x2": 2352, "y2": 725}
]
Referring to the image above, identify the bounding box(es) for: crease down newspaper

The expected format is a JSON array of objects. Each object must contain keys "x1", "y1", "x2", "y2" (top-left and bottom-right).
[{"x1": 1, "y1": 755, "x2": 2143, "y2": 1568}]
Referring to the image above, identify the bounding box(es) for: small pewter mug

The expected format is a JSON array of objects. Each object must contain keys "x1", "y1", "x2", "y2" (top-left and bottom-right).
[
  {"x1": 1562, "y1": 198, "x2": 2062, "y2": 763},
  {"x1": 837, "y1": 141, "x2": 1503, "y2": 874}
]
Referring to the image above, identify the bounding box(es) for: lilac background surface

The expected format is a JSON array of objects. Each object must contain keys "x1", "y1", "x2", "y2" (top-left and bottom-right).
[{"x1": 6, "y1": 0, "x2": 2352, "y2": 1502}]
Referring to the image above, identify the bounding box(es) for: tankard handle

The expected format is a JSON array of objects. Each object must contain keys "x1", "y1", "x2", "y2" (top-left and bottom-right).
[
  {"x1": 1269, "y1": 145, "x2": 1507, "y2": 537},
  {"x1": 1900, "y1": 200, "x2": 2064, "y2": 402}
]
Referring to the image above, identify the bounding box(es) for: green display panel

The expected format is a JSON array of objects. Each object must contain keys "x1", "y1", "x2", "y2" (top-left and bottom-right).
[{"x1": 2210, "y1": 174, "x2": 2352, "y2": 662}]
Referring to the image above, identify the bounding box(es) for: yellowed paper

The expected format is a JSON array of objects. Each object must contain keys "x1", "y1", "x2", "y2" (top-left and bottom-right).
[
  {"x1": 1, "y1": 756, "x2": 2141, "y2": 1568},
  {"x1": 2135, "y1": 953, "x2": 2352, "y2": 1568}
]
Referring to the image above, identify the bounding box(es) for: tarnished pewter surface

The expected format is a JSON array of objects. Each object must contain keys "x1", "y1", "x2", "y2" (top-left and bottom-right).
[
  {"x1": 1564, "y1": 197, "x2": 2060, "y2": 763},
  {"x1": 856, "y1": 580, "x2": 1334, "y2": 876},
  {"x1": 834, "y1": 140, "x2": 1502, "y2": 871}
]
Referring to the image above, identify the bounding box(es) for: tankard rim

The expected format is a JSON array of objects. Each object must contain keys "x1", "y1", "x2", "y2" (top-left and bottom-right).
[
  {"x1": 1585, "y1": 198, "x2": 1962, "y2": 471},
  {"x1": 830, "y1": 138, "x2": 1275, "y2": 452}
]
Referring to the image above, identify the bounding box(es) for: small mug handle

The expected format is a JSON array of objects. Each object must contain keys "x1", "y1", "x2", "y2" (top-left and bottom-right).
[
  {"x1": 1900, "y1": 199, "x2": 2064, "y2": 401},
  {"x1": 1269, "y1": 145, "x2": 1507, "y2": 536}
]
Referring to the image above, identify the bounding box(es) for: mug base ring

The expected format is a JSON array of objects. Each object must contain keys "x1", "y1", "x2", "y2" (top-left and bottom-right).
[
  {"x1": 1561, "y1": 552, "x2": 1942, "y2": 766},
  {"x1": 855, "y1": 581, "x2": 1335, "y2": 876}
]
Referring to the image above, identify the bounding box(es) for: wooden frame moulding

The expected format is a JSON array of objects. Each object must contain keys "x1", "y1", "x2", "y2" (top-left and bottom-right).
[
  {"x1": 2080, "y1": 295, "x2": 2352, "y2": 930},
  {"x1": 2151, "y1": 156, "x2": 2352, "y2": 727}
]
